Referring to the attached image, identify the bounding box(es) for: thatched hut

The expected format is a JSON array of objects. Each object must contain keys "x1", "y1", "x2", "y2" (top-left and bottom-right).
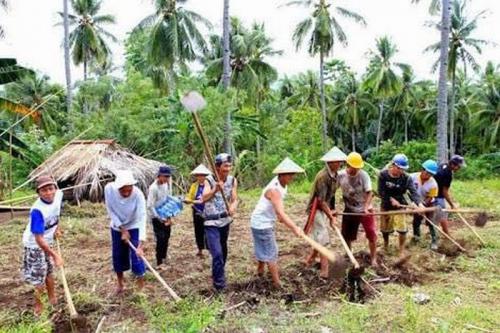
[{"x1": 28, "y1": 140, "x2": 164, "y2": 202}]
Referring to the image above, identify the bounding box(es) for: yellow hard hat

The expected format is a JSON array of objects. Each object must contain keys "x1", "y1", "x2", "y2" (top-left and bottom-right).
[{"x1": 346, "y1": 152, "x2": 364, "y2": 169}]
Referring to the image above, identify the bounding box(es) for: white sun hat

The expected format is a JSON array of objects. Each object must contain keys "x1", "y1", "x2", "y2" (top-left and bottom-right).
[
  {"x1": 272, "y1": 157, "x2": 305, "y2": 174},
  {"x1": 320, "y1": 146, "x2": 347, "y2": 162},
  {"x1": 190, "y1": 164, "x2": 212, "y2": 175},
  {"x1": 113, "y1": 170, "x2": 137, "y2": 189}
]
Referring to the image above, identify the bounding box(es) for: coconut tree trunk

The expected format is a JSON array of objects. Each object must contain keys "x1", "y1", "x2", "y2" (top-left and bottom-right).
[
  {"x1": 351, "y1": 127, "x2": 356, "y2": 151},
  {"x1": 83, "y1": 55, "x2": 88, "y2": 81},
  {"x1": 404, "y1": 111, "x2": 409, "y2": 144},
  {"x1": 319, "y1": 50, "x2": 328, "y2": 149},
  {"x1": 449, "y1": 68, "x2": 456, "y2": 156},
  {"x1": 63, "y1": 0, "x2": 72, "y2": 112},
  {"x1": 222, "y1": 0, "x2": 232, "y2": 154},
  {"x1": 436, "y1": 0, "x2": 451, "y2": 162},
  {"x1": 376, "y1": 101, "x2": 385, "y2": 152}
]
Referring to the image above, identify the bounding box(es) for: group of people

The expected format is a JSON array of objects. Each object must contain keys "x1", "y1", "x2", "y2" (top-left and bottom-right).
[{"x1": 20, "y1": 147, "x2": 465, "y2": 314}]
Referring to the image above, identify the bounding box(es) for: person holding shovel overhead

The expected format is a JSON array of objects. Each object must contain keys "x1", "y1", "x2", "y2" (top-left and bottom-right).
[
  {"x1": 202, "y1": 153, "x2": 238, "y2": 292},
  {"x1": 433, "y1": 155, "x2": 466, "y2": 236},
  {"x1": 22, "y1": 175, "x2": 64, "y2": 315},
  {"x1": 305, "y1": 147, "x2": 346, "y2": 278},
  {"x1": 337, "y1": 152, "x2": 378, "y2": 267},
  {"x1": 410, "y1": 159, "x2": 439, "y2": 250},
  {"x1": 105, "y1": 170, "x2": 147, "y2": 294},
  {"x1": 250, "y1": 158, "x2": 305, "y2": 288},
  {"x1": 378, "y1": 154, "x2": 423, "y2": 259},
  {"x1": 186, "y1": 164, "x2": 212, "y2": 257},
  {"x1": 147, "y1": 166, "x2": 173, "y2": 270}
]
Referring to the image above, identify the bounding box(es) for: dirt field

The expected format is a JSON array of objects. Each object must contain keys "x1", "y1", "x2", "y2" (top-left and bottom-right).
[{"x1": 0, "y1": 191, "x2": 498, "y2": 332}]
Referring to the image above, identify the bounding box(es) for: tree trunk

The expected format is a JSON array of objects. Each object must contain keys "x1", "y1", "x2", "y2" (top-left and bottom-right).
[
  {"x1": 404, "y1": 111, "x2": 409, "y2": 144},
  {"x1": 376, "y1": 101, "x2": 384, "y2": 152},
  {"x1": 222, "y1": 0, "x2": 232, "y2": 154},
  {"x1": 436, "y1": 0, "x2": 451, "y2": 162},
  {"x1": 449, "y1": 69, "x2": 456, "y2": 156},
  {"x1": 63, "y1": 0, "x2": 72, "y2": 112},
  {"x1": 319, "y1": 51, "x2": 328, "y2": 149},
  {"x1": 83, "y1": 55, "x2": 88, "y2": 113},
  {"x1": 351, "y1": 127, "x2": 356, "y2": 151}
]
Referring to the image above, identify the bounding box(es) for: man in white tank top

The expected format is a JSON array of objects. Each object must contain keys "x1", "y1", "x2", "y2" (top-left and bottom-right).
[{"x1": 250, "y1": 158, "x2": 304, "y2": 288}]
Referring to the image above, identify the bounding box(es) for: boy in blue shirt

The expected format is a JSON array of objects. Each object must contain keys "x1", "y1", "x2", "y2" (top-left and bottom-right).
[{"x1": 22, "y1": 175, "x2": 64, "y2": 315}]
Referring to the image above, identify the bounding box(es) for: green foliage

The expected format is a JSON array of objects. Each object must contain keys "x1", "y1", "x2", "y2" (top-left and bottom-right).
[{"x1": 456, "y1": 153, "x2": 500, "y2": 180}]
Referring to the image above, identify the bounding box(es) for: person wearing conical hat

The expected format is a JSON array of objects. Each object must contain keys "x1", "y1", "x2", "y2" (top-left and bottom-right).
[
  {"x1": 186, "y1": 164, "x2": 212, "y2": 257},
  {"x1": 337, "y1": 152, "x2": 378, "y2": 266},
  {"x1": 305, "y1": 147, "x2": 347, "y2": 278},
  {"x1": 250, "y1": 157, "x2": 305, "y2": 288}
]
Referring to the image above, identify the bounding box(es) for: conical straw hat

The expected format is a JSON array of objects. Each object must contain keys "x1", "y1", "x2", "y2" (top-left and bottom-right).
[
  {"x1": 190, "y1": 164, "x2": 212, "y2": 175},
  {"x1": 320, "y1": 146, "x2": 347, "y2": 162},
  {"x1": 272, "y1": 157, "x2": 305, "y2": 174}
]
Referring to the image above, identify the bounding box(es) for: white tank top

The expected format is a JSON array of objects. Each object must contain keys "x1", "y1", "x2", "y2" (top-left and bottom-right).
[
  {"x1": 250, "y1": 177, "x2": 287, "y2": 229},
  {"x1": 22, "y1": 190, "x2": 63, "y2": 248}
]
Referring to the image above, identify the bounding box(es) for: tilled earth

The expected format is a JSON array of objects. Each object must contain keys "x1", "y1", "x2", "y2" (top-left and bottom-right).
[{"x1": 0, "y1": 196, "x2": 488, "y2": 332}]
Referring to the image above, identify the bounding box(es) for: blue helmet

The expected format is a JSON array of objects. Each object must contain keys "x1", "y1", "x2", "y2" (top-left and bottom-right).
[
  {"x1": 392, "y1": 153, "x2": 409, "y2": 170},
  {"x1": 422, "y1": 159, "x2": 438, "y2": 175}
]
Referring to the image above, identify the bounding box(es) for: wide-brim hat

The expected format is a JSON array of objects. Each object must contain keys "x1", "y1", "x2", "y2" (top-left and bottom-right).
[
  {"x1": 113, "y1": 170, "x2": 137, "y2": 189},
  {"x1": 272, "y1": 157, "x2": 305, "y2": 174},
  {"x1": 320, "y1": 147, "x2": 347, "y2": 162},
  {"x1": 36, "y1": 175, "x2": 57, "y2": 191},
  {"x1": 191, "y1": 164, "x2": 212, "y2": 175}
]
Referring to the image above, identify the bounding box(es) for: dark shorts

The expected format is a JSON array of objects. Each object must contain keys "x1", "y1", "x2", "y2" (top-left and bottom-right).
[
  {"x1": 22, "y1": 247, "x2": 54, "y2": 286},
  {"x1": 342, "y1": 214, "x2": 377, "y2": 242},
  {"x1": 111, "y1": 228, "x2": 146, "y2": 276}
]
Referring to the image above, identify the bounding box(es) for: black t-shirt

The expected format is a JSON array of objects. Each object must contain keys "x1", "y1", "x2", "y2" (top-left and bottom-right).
[
  {"x1": 434, "y1": 163, "x2": 453, "y2": 198},
  {"x1": 377, "y1": 169, "x2": 420, "y2": 210}
]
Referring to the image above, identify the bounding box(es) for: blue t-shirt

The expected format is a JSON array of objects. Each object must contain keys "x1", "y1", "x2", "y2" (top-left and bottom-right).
[
  {"x1": 194, "y1": 184, "x2": 205, "y2": 213},
  {"x1": 30, "y1": 209, "x2": 45, "y2": 234}
]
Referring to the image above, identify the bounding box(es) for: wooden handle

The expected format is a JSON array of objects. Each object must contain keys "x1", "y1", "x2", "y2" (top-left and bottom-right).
[
  {"x1": 300, "y1": 233, "x2": 337, "y2": 263},
  {"x1": 457, "y1": 213, "x2": 486, "y2": 246},
  {"x1": 126, "y1": 241, "x2": 181, "y2": 301},
  {"x1": 337, "y1": 207, "x2": 437, "y2": 216},
  {"x1": 55, "y1": 239, "x2": 78, "y2": 317},
  {"x1": 331, "y1": 225, "x2": 360, "y2": 269},
  {"x1": 191, "y1": 113, "x2": 231, "y2": 213},
  {"x1": 421, "y1": 215, "x2": 467, "y2": 252}
]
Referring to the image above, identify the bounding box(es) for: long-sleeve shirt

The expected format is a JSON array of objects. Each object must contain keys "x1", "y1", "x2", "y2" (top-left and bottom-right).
[
  {"x1": 146, "y1": 180, "x2": 172, "y2": 220},
  {"x1": 378, "y1": 169, "x2": 420, "y2": 211},
  {"x1": 104, "y1": 183, "x2": 147, "y2": 241}
]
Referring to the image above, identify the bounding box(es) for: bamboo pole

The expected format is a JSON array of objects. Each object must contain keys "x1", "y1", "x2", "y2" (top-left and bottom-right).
[
  {"x1": 456, "y1": 213, "x2": 486, "y2": 246},
  {"x1": 55, "y1": 239, "x2": 78, "y2": 318},
  {"x1": 331, "y1": 224, "x2": 360, "y2": 269},
  {"x1": 126, "y1": 240, "x2": 181, "y2": 301},
  {"x1": 421, "y1": 215, "x2": 467, "y2": 252}
]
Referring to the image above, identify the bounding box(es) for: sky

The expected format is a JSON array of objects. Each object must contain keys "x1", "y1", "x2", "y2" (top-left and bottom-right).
[{"x1": 0, "y1": 0, "x2": 499, "y2": 84}]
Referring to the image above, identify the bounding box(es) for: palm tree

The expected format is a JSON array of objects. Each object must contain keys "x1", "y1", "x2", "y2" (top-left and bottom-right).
[
  {"x1": 392, "y1": 64, "x2": 418, "y2": 144},
  {"x1": 425, "y1": 0, "x2": 491, "y2": 155},
  {"x1": 413, "y1": 0, "x2": 451, "y2": 162},
  {"x1": 222, "y1": 0, "x2": 231, "y2": 153},
  {"x1": 284, "y1": 70, "x2": 322, "y2": 109},
  {"x1": 60, "y1": 0, "x2": 117, "y2": 81},
  {"x1": 62, "y1": 0, "x2": 72, "y2": 112},
  {"x1": 135, "y1": 0, "x2": 211, "y2": 81},
  {"x1": 363, "y1": 36, "x2": 402, "y2": 151},
  {"x1": 0, "y1": 0, "x2": 7, "y2": 39},
  {"x1": 287, "y1": 0, "x2": 366, "y2": 148}
]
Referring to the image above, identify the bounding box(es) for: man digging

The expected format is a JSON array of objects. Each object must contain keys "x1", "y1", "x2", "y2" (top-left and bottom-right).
[
  {"x1": 378, "y1": 154, "x2": 423, "y2": 259},
  {"x1": 202, "y1": 153, "x2": 238, "y2": 292},
  {"x1": 250, "y1": 157, "x2": 305, "y2": 289},
  {"x1": 105, "y1": 170, "x2": 147, "y2": 294},
  {"x1": 337, "y1": 152, "x2": 378, "y2": 267},
  {"x1": 22, "y1": 175, "x2": 64, "y2": 316},
  {"x1": 305, "y1": 147, "x2": 346, "y2": 278},
  {"x1": 411, "y1": 159, "x2": 439, "y2": 250}
]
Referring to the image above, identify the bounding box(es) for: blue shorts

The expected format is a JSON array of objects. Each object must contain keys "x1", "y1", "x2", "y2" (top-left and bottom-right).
[
  {"x1": 252, "y1": 227, "x2": 278, "y2": 263},
  {"x1": 111, "y1": 228, "x2": 146, "y2": 276},
  {"x1": 435, "y1": 198, "x2": 448, "y2": 220}
]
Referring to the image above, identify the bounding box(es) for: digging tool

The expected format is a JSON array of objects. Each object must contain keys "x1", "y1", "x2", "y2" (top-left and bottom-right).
[
  {"x1": 180, "y1": 91, "x2": 230, "y2": 212},
  {"x1": 336, "y1": 207, "x2": 437, "y2": 216},
  {"x1": 303, "y1": 197, "x2": 318, "y2": 234},
  {"x1": 474, "y1": 212, "x2": 488, "y2": 227},
  {"x1": 55, "y1": 239, "x2": 78, "y2": 319},
  {"x1": 456, "y1": 213, "x2": 486, "y2": 246},
  {"x1": 126, "y1": 240, "x2": 181, "y2": 301},
  {"x1": 329, "y1": 224, "x2": 360, "y2": 269},
  {"x1": 300, "y1": 233, "x2": 337, "y2": 263},
  {"x1": 420, "y1": 215, "x2": 467, "y2": 252}
]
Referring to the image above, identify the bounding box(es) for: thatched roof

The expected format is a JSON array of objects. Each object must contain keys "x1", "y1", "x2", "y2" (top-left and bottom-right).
[{"x1": 28, "y1": 140, "x2": 164, "y2": 201}]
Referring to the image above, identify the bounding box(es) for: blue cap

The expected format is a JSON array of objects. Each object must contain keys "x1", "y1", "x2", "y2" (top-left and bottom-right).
[
  {"x1": 392, "y1": 153, "x2": 409, "y2": 170},
  {"x1": 422, "y1": 159, "x2": 438, "y2": 175},
  {"x1": 158, "y1": 166, "x2": 172, "y2": 176}
]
